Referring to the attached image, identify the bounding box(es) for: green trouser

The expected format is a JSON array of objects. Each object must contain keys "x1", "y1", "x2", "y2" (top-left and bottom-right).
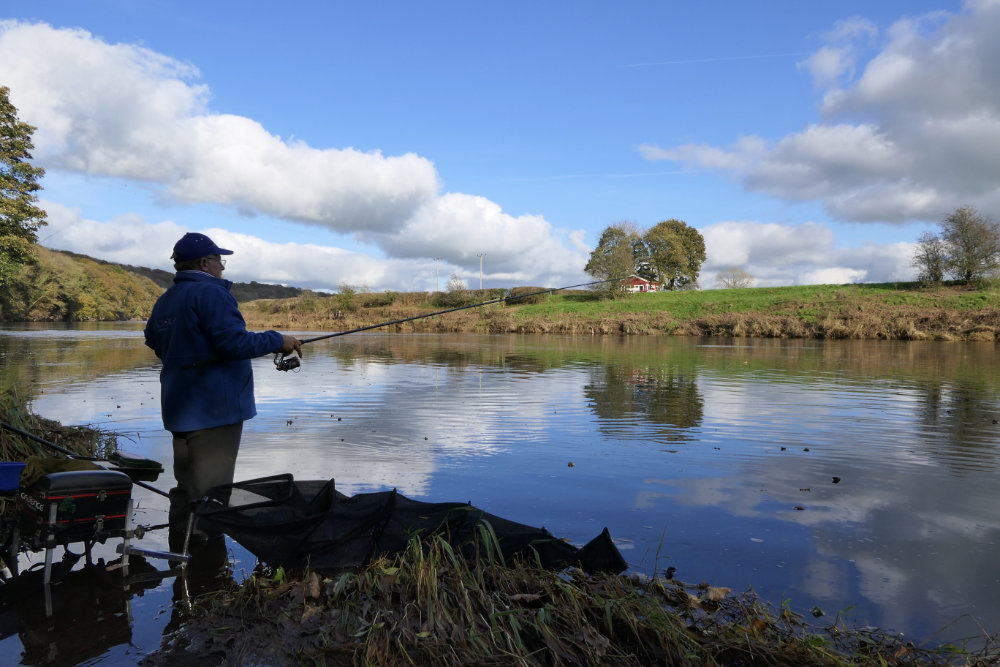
[{"x1": 168, "y1": 422, "x2": 243, "y2": 532}]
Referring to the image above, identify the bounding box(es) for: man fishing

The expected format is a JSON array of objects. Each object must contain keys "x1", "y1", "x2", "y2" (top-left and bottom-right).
[{"x1": 144, "y1": 232, "x2": 302, "y2": 543}]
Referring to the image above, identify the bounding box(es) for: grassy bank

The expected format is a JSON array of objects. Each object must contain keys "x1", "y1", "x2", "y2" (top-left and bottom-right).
[
  {"x1": 241, "y1": 282, "x2": 1000, "y2": 342},
  {"x1": 147, "y1": 535, "x2": 998, "y2": 666}
]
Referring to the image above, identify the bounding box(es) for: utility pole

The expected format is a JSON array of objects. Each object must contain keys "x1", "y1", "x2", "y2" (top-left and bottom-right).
[
  {"x1": 433, "y1": 258, "x2": 442, "y2": 291},
  {"x1": 477, "y1": 253, "x2": 485, "y2": 291}
]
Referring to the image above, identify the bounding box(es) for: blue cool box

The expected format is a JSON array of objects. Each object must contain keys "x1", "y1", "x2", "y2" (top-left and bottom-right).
[{"x1": 0, "y1": 461, "x2": 26, "y2": 492}]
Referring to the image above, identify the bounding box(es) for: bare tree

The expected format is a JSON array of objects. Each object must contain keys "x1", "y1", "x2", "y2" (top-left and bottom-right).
[
  {"x1": 940, "y1": 206, "x2": 1000, "y2": 282},
  {"x1": 911, "y1": 231, "x2": 947, "y2": 283},
  {"x1": 716, "y1": 267, "x2": 755, "y2": 289}
]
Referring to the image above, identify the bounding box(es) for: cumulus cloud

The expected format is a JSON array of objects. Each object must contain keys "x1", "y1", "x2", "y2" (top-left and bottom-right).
[
  {"x1": 0, "y1": 21, "x2": 437, "y2": 232},
  {"x1": 701, "y1": 220, "x2": 916, "y2": 286},
  {"x1": 41, "y1": 200, "x2": 434, "y2": 291},
  {"x1": 641, "y1": 1, "x2": 1000, "y2": 223},
  {"x1": 0, "y1": 20, "x2": 589, "y2": 288}
]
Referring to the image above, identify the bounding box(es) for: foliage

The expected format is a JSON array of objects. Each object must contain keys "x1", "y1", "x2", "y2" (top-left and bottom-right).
[
  {"x1": 432, "y1": 273, "x2": 472, "y2": 307},
  {"x1": 716, "y1": 267, "x2": 755, "y2": 289},
  {"x1": 505, "y1": 286, "x2": 549, "y2": 305},
  {"x1": 0, "y1": 246, "x2": 163, "y2": 321},
  {"x1": 334, "y1": 282, "x2": 358, "y2": 312},
  {"x1": 642, "y1": 218, "x2": 706, "y2": 290},
  {"x1": 0, "y1": 86, "x2": 47, "y2": 288},
  {"x1": 914, "y1": 206, "x2": 1000, "y2": 284},
  {"x1": 585, "y1": 219, "x2": 707, "y2": 296},
  {"x1": 584, "y1": 220, "x2": 642, "y2": 298},
  {"x1": 359, "y1": 290, "x2": 397, "y2": 307}
]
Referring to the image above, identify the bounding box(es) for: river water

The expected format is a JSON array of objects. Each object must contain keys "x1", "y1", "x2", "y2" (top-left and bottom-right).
[{"x1": 1, "y1": 323, "x2": 998, "y2": 663}]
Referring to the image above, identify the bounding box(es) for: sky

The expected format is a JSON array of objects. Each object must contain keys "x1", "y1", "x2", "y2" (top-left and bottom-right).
[{"x1": 2, "y1": 0, "x2": 998, "y2": 292}]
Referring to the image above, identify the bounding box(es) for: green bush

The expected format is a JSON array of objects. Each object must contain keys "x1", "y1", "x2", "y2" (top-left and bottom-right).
[{"x1": 505, "y1": 286, "x2": 549, "y2": 305}]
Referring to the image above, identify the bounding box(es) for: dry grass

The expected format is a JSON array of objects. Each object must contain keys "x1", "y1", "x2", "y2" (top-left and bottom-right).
[
  {"x1": 239, "y1": 284, "x2": 1000, "y2": 342},
  {"x1": 147, "y1": 534, "x2": 998, "y2": 667},
  {"x1": 0, "y1": 388, "x2": 115, "y2": 461}
]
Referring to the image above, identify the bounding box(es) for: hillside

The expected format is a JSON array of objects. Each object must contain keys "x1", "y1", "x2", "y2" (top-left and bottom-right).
[{"x1": 0, "y1": 246, "x2": 305, "y2": 322}]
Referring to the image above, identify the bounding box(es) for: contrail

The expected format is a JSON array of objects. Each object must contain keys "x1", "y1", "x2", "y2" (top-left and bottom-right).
[{"x1": 619, "y1": 52, "x2": 805, "y2": 68}]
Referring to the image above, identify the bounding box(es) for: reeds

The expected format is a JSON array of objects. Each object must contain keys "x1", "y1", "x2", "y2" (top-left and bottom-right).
[
  {"x1": 153, "y1": 532, "x2": 998, "y2": 666},
  {"x1": 0, "y1": 388, "x2": 115, "y2": 461}
]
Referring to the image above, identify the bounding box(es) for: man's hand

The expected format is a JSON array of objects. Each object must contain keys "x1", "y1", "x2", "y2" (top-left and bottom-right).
[{"x1": 280, "y1": 334, "x2": 303, "y2": 356}]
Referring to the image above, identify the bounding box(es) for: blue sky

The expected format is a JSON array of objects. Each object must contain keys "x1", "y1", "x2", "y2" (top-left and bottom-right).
[{"x1": 3, "y1": 0, "x2": 997, "y2": 291}]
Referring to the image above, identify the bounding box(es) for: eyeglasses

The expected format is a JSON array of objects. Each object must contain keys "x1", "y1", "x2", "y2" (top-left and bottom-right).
[{"x1": 206, "y1": 256, "x2": 226, "y2": 267}]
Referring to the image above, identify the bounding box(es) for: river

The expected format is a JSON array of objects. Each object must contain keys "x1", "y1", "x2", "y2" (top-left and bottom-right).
[{"x1": 1, "y1": 323, "x2": 998, "y2": 663}]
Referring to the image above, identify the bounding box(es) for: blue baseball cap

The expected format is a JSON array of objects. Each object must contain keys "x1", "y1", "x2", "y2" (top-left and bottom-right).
[{"x1": 171, "y1": 232, "x2": 234, "y2": 262}]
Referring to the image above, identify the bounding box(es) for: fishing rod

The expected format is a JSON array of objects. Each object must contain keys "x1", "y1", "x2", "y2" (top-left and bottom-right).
[{"x1": 273, "y1": 276, "x2": 626, "y2": 371}]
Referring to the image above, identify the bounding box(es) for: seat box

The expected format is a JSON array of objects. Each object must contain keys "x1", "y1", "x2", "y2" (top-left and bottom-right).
[{"x1": 17, "y1": 470, "x2": 133, "y2": 545}]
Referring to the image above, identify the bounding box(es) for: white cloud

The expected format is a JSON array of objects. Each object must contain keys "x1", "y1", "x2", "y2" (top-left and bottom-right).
[
  {"x1": 701, "y1": 221, "x2": 916, "y2": 286},
  {"x1": 642, "y1": 1, "x2": 1000, "y2": 224},
  {"x1": 0, "y1": 21, "x2": 437, "y2": 232},
  {"x1": 798, "y1": 17, "x2": 878, "y2": 85},
  {"x1": 0, "y1": 20, "x2": 588, "y2": 288},
  {"x1": 40, "y1": 200, "x2": 427, "y2": 291}
]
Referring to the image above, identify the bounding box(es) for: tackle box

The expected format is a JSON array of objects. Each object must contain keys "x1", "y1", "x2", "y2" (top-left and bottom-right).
[
  {"x1": 17, "y1": 470, "x2": 133, "y2": 546},
  {"x1": 0, "y1": 462, "x2": 26, "y2": 493}
]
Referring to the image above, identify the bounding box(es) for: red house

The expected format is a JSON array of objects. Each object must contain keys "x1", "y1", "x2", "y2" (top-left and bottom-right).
[{"x1": 621, "y1": 275, "x2": 659, "y2": 293}]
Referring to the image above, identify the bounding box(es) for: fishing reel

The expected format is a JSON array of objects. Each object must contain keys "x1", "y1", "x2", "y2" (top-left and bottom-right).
[{"x1": 274, "y1": 353, "x2": 301, "y2": 372}]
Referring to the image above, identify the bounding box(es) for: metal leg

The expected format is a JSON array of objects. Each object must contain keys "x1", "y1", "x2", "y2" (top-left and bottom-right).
[
  {"x1": 43, "y1": 501, "x2": 57, "y2": 586},
  {"x1": 122, "y1": 498, "x2": 134, "y2": 575}
]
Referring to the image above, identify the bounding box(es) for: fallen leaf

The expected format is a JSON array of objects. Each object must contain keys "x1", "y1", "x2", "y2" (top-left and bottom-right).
[{"x1": 705, "y1": 586, "x2": 731, "y2": 602}]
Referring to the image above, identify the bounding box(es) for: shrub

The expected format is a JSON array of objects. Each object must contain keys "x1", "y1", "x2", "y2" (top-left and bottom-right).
[{"x1": 505, "y1": 286, "x2": 549, "y2": 305}]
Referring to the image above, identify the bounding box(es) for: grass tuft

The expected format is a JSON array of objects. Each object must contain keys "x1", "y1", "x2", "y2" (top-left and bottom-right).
[{"x1": 150, "y1": 535, "x2": 1000, "y2": 666}]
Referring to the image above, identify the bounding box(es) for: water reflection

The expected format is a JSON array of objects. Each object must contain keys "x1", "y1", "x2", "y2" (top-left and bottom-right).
[
  {"x1": 585, "y1": 364, "x2": 703, "y2": 442},
  {"x1": 1, "y1": 328, "x2": 999, "y2": 655}
]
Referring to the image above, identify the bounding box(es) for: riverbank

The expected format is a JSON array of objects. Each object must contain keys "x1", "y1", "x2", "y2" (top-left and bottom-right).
[
  {"x1": 241, "y1": 282, "x2": 1000, "y2": 342},
  {"x1": 143, "y1": 535, "x2": 998, "y2": 667}
]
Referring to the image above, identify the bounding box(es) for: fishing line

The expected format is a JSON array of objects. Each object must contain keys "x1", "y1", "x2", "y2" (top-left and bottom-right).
[{"x1": 273, "y1": 276, "x2": 626, "y2": 371}]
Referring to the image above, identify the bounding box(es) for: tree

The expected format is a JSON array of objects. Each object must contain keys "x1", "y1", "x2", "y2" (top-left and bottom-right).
[
  {"x1": 584, "y1": 220, "x2": 642, "y2": 297},
  {"x1": 911, "y1": 232, "x2": 947, "y2": 283},
  {"x1": 716, "y1": 267, "x2": 755, "y2": 289},
  {"x1": 642, "y1": 219, "x2": 706, "y2": 290},
  {"x1": 0, "y1": 86, "x2": 46, "y2": 287},
  {"x1": 940, "y1": 206, "x2": 1000, "y2": 282},
  {"x1": 913, "y1": 206, "x2": 1000, "y2": 284}
]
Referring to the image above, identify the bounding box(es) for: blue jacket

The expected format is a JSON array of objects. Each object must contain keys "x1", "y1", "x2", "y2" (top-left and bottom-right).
[{"x1": 144, "y1": 271, "x2": 283, "y2": 433}]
